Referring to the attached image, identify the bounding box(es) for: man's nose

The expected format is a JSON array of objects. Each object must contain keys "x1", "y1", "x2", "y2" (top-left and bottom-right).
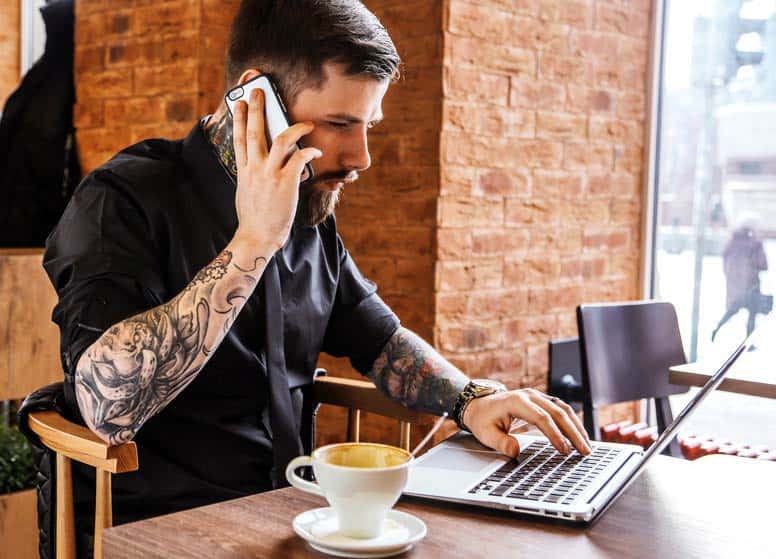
[{"x1": 340, "y1": 128, "x2": 371, "y2": 172}]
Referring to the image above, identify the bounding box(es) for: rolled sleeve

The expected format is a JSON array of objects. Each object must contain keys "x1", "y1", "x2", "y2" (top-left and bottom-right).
[
  {"x1": 322, "y1": 241, "x2": 400, "y2": 375},
  {"x1": 43, "y1": 169, "x2": 164, "y2": 418}
]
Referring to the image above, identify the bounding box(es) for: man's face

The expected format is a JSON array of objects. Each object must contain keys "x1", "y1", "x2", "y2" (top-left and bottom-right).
[{"x1": 286, "y1": 62, "x2": 390, "y2": 227}]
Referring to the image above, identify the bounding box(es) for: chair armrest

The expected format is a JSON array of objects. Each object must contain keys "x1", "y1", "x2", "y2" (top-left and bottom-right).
[
  {"x1": 313, "y1": 376, "x2": 420, "y2": 423},
  {"x1": 27, "y1": 411, "x2": 138, "y2": 474}
]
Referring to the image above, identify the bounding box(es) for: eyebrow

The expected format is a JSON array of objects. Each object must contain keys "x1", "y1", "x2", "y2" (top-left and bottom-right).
[{"x1": 325, "y1": 113, "x2": 384, "y2": 124}]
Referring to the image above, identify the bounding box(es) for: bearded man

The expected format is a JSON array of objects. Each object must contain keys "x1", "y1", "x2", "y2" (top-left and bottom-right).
[{"x1": 44, "y1": 1, "x2": 589, "y2": 555}]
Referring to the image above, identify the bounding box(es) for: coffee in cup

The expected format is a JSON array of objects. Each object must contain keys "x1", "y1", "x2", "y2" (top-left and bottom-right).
[{"x1": 286, "y1": 442, "x2": 413, "y2": 538}]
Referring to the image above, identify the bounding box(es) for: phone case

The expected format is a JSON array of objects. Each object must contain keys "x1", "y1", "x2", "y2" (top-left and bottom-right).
[{"x1": 224, "y1": 75, "x2": 313, "y2": 182}]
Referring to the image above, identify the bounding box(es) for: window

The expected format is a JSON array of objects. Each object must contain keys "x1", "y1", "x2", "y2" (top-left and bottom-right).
[{"x1": 650, "y1": 0, "x2": 776, "y2": 447}]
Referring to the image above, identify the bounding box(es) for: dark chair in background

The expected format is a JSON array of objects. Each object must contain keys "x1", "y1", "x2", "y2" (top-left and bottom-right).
[
  {"x1": 576, "y1": 301, "x2": 689, "y2": 457},
  {"x1": 547, "y1": 337, "x2": 584, "y2": 413}
]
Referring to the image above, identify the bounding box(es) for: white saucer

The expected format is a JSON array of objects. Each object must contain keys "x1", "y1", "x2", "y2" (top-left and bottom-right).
[{"x1": 292, "y1": 507, "x2": 426, "y2": 558}]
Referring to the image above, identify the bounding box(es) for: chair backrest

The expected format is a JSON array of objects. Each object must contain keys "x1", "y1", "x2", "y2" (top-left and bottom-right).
[
  {"x1": 547, "y1": 337, "x2": 583, "y2": 411},
  {"x1": 311, "y1": 372, "x2": 422, "y2": 451},
  {"x1": 577, "y1": 301, "x2": 689, "y2": 408}
]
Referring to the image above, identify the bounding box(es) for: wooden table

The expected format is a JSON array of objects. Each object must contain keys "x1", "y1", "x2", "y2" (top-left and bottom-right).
[
  {"x1": 104, "y1": 455, "x2": 775, "y2": 559},
  {"x1": 670, "y1": 350, "x2": 776, "y2": 399}
]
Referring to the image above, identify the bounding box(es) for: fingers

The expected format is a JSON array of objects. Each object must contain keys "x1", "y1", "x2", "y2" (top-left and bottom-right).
[
  {"x1": 478, "y1": 425, "x2": 521, "y2": 459},
  {"x1": 232, "y1": 100, "x2": 247, "y2": 169},
  {"x1": 267, "y1": 122, "x2": 316, "y2": 170},
  {"x1": 246, "y1": 88, "x2": 268, "y2": 161},
  {"x1": 529, "y1": 391, "x2": 591, "y2": 455},
  {"x1": 521, "y1": 400, "x2": 572, "y2": 455},
  {"x1": 284, "y1": 146, "x2": 322, "y2": 180}
]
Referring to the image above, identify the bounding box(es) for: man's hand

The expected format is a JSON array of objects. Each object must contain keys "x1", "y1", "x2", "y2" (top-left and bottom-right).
[
  {"x1": 462, "y1": 388, "x2": 592, "y2": 458},
  {"x1": 232, "y1": 87, "x2": 322, "y2": 252}
]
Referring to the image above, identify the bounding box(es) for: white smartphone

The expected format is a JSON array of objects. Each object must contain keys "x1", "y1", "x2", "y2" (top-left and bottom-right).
[{"x1": 224, "y1": 74, "x2": 313, "y2": 182}]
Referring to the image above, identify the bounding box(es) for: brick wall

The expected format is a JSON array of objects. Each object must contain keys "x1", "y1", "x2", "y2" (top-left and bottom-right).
[
  {"x1": 73, "y1": 0, "x2": 234, "y2": 173},
  {"x1": 437, "y1": 0, "x2": 651, "y2": 429},
  {"x1": 72, "y1": 0, "x2": 652, "y2": 444},
  {"x1": 0, "y1": 0, "x2": 20, "y2": 108}
]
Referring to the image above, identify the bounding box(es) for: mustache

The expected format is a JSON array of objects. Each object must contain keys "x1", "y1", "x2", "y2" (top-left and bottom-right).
[{"x1": 308, "y1": 170, "x2": 359, "y2": 184}]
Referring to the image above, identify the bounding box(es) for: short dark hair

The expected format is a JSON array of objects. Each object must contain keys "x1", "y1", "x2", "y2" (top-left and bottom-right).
[{"x1": 225, "y1": 0, "x2": 402, "y2": 104}]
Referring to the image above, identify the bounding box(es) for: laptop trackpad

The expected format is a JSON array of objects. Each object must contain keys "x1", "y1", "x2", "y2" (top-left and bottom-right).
[{"x1": 418, "y1": 447, "x2": 500, "y2": 472}]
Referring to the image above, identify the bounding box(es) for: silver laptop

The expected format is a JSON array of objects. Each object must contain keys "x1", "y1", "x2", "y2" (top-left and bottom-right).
[{"x1": 405, "y1": 331, "x2": 757, "y2": 524}]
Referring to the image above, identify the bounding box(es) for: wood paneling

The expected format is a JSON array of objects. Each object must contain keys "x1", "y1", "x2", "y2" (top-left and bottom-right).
[
  {"x1": 0, "y1": 488, "x2": 38, "y2": 558},
  {"x1": 0, "y1": 249, "x2": 61, "y2": 400}
]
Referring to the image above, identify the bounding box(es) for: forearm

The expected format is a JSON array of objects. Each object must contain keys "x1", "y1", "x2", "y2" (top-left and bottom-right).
[
  {"x1": 367, "y1": 327, "x2": 469, "y2": 417},
  {"x1": 75, "y1": 235, "x2": 273, "y2": 444}
]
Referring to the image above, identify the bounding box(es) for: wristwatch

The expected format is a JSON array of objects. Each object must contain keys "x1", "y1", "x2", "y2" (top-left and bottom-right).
[{"x1": 453, "y1": 379, "x2": 507, "y2": 432}]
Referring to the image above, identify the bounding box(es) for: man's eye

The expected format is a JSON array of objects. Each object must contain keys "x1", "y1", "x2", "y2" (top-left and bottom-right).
[{"x1": 328, "y1": 121, "x2": 348, "y2": 128}]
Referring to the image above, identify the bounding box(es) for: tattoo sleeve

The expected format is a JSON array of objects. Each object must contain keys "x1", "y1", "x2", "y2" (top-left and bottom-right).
[
  {"x1": 367, "y1": 327, "x2": 469, "y2": 417},
  {"x1": 74, "y1": 241, "x2": 269, "y2": 444}
]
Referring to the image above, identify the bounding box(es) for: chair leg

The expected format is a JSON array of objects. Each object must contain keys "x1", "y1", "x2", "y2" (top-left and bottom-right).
[
  {"x1": 94, "y1": 469, "x2": 113, "y2": 559},
  {"x1": 655, "y1": 397, "x2": 682, "y2": 458},
  {"x1": 583, "y1": 401, "x2": 599, "y2": 440},
  {"x1": 55, "y1": 453, "x2": 76, "y2": 559},
  {"x1": 399, "y1": 421, "x2": 411, "y2": 451},
  {"x1": 347, "y1": 408, "x2": 360, "y2": 443}
]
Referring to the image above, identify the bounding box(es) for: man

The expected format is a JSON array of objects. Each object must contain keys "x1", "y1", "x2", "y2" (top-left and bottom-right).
[{"x1": 44, "y1": 0, "x2": 589, "y2": 553}]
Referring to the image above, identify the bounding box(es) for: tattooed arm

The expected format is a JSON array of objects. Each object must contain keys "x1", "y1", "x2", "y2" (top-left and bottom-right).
[
  {"x1": 367, "y1": 327, "x2": 468, "y2": 417},
  {"x1": 75, "y1": 238, "x2": 273, "y2": 445},
  {"x1": 368, "y1": 327, "x2": 592, "y2": 457}
]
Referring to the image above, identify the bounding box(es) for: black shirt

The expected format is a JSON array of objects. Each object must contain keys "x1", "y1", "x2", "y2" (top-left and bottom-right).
[{"x1": 43, "y1": 120, "x2": 400, "y2": 527}]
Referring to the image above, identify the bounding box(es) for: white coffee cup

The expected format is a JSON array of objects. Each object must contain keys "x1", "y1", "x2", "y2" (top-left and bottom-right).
[{"x1": 286, "y1": 442, "x2": 414, "y2": 539}]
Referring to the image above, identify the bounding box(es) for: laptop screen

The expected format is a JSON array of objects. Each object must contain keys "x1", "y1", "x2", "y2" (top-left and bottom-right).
[{"x1": 592, "y1": 324, "x2": 764, "y2": 521}]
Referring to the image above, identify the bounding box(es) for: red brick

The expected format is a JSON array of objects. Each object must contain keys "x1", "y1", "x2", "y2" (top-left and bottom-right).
[
  {"x1": 538, "y1": 0, "x2": 593, "y2": 28},
  {"x1": 437, "y1": 259, "x2": 503, "y2": 291},
  {"x1": 134, "y1": 0, "x2": 199, "y2": 35},
  {"x1": 569, "y1": 30, "x2": 620, "y2": 59},
  {"x1": 510, "y1": 77, "x2": 566, "y2": 110},
  {"x1": 78, "y1": 127, "x2": 133, "y2": 156},
  {"x1": 438, "y1": 322, "x2": 503, "y2": 352},
  {"x1": 447, "y1": 35, "x2": 536, "y2": 76},
  {"x1": 536, "y1": 112, "x2": 588, "y2": 139},
  {"x1": 563, "y1": 142, "x2": 613, "y2": 171},
  {"x1": 447, "y1": 0, "x2": 513, "y2": 42},
  {"x1": 444, "y1": 66, "x2": 511, "y2": 104},
  {"x1": 439, "y1": 197, "x2": 504, "y2": 228},
  {"x1": 566, "y1": 85, "x2": 615, "y2": 113},
  {"x1": 504, "y1": 315, "x2": 557, "y2": 346},
  {"x1": 532, "y1": 170, "x2": 583, "y2": 197},
  {"x1": 104, "y1": 96, "x2": 164, "y2": 125},
  {"x1": 75, "y1": 45, "x2": 105, "y2": 73},
  {"x1": 539, "y1": 53, "x2": 594, "y2": 84},
  {"x1": 616, "y1": 90, "x2": 646, "y2": 119},
  {"x1": 438, "y1": 228, "x2": 472, "y2": 260},
  {"x1": 505, "y1": 198, "x2": 558, "y2": 226},
  {"x1": 133, "y1": 62, "x2": 198, "y2": 96},
  {"x1": 475, "y1": 169, "x2": 531, "y2": 198},
  {"x1": 78, "y1": 70, "x2": 133, "y2": 99},
  {"x1": 73, "y1": 100, "x2": 105, "y2": 130}
]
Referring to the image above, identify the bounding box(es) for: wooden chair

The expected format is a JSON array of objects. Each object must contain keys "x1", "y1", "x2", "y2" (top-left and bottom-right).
[{"x1": 26, "y1": 371, "x2": 424, "y2": 558}]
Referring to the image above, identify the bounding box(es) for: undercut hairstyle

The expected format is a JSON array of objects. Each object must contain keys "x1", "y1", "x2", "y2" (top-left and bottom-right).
[{"x1": 225, "y1": 0, "x2": 402, "y2": 103}]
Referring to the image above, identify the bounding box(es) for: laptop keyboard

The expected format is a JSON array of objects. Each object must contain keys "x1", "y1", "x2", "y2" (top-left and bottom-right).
[{"x1": 468, "y1": 441, "x2": 622, "y2": 505}]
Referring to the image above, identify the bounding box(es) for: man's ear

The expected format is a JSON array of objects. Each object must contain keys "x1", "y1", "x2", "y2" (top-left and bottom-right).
[{"x1": 237, "y1": 68, "x2": 263, "y2": 86}]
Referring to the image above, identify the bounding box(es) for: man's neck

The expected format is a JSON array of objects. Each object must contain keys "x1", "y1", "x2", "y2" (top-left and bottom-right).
[{"x1": 204, "y1": 103, "x2": 238, "y2": 177}]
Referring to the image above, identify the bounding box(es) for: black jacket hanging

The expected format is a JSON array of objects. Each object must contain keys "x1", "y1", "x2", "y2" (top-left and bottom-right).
[{"x1": 0, "y1": 0, "x2": 80, "y2": 247}]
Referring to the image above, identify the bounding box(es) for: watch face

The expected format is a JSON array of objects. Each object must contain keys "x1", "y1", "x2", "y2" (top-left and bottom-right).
[{"x1": 471, "y1": 379, "x2": 507, "y2": 392}]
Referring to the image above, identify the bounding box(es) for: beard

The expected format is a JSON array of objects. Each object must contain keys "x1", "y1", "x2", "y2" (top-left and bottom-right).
[
  {"x1": 294, "y1": 170, "x2": 357, "y2": 227},
  {"x1": 294, "y1": 179, "x2": 343, "y2": 228}
]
